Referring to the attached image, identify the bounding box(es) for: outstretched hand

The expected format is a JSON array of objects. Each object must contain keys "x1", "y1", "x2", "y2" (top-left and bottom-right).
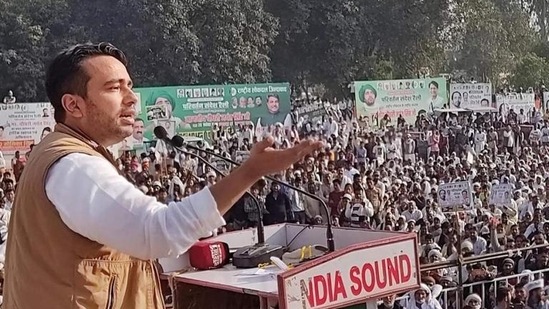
[{"x1": 243, "y1": 135, "x2": 323, "y2": 178}]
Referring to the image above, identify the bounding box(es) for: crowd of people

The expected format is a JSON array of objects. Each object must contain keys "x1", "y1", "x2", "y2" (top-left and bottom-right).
[
  {"x1": 3, "y1": 94, "x2": 549, "y2": 309},
  {"x1": 107, "y1": 97, "x2": 549, "y2": 308}
]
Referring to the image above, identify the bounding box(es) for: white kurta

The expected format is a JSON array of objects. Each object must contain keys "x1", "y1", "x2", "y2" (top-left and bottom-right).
[{"x1": 46, "y1": 153, "x2": 226, "y2": 260}]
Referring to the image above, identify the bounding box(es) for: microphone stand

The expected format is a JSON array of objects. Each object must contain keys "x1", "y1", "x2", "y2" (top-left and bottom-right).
[
  {"x1": 184, "y1": 143, "x2": 336, "y2": 253},
  {"x1": 177, "y1": 149, "x2": 266, "y2": 244},
  {"x1": 170, "y1": 145, "x2": 285, "y2": 268}
]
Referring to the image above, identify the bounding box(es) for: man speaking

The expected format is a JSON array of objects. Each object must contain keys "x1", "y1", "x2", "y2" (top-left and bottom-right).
[{"x1": 3, "y1": 43, "x2": 322, "y2": 308}]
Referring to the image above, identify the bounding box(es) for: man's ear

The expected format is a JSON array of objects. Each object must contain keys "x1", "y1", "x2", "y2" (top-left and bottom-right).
[{"x1": 61, "y1": 94, "x2": 84, "y2": 119}]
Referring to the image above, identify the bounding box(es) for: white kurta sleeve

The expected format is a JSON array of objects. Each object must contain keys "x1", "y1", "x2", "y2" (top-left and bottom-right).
[{"x1": 45, "y1": 153, "x2": 226, "y2": 260}]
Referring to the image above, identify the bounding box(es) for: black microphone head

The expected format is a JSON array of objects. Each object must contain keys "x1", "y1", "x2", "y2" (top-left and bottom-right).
[
  {"x1": 153, "y1": 126, "x2": 169, "y2": 140},
  {"x1": 172, "y1": 135, "x2": 185, "y2": 148}
]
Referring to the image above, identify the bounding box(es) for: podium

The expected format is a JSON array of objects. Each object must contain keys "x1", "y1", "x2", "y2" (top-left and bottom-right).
[{"x1": 160, "y1": 224, "x2": 420, "y2": 309}]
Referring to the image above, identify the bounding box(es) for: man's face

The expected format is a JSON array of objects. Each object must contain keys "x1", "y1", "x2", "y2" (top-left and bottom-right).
[
  {"x1": 364, "y1": 89, "x2": 376, "y2": 105},
  {"x1": 382, "y1": 295, "x2": 396, "y2": 306},
  {"x1": 502, "y1": 262, "x2": 513, "y2": 273},
  {"x1": 75, "y1": 55, "x2": 137, "y2": 146},
  {"x1": 430, "y1": 84, "x2": 438, "y2": 97},
  {"x1": 6, "y1": 191, "x2": 14, "y2": 202},
  {"x1": 267, "y1": 96, "x2": 279, "y2": 113},
  {"x1": 154, "y1": 97, "x2": 172, "y2": 116},
  {"x1": 157, "y1": 191, "x2": 168, "y2": 203},
  {"x1": 452, "y1": 92, "x2": 461, "y2": 104},
  {"x1": 515, "y1": 287, "x2": 526, "y2": 302},
  {"x1": 470, "y1": 230, "x2": 478, "y2": 241},
  {"x1": 132, "y1": 120, "x2": 144, "y2": 140},
  {"x1": 510, "y1": 225, "x2": 518, "y2": 236}
]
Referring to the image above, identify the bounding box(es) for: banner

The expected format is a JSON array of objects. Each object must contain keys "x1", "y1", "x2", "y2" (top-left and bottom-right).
[
  {"x1": 489, "y1": 184, "x2": 513, "y2": 206},
  {"x1": 110, "y1": 83, "x2": 291, "y2": 154},
  {"x1": 437, "y1": 181, "x2": 472, "y2": 211},
  {"x1": 279, "y1": 238, "x2": 418, "y2": 309},
  {"x1": 296, "y1": 102, "x2": 328, "y2": 124},
  {"x1": 354, "y1": 78, "x2": 447, "y2": 124},
  {"x1": 134, "y1": 83, "x2": 291, "y2": 140},
  {"x1": 0, "y1": 102, "x2": 55, "y2": 154},
  {"x1": 449, "y1": 83, "x2": 492, "y2": 109},
  {"x1": 495, "y1": 93, "x2": 535, "y2": 118}
]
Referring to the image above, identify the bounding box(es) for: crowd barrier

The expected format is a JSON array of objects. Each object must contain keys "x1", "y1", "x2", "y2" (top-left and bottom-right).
[{"x1": 384, "y1": 243, "x2": 549, "y2": 309}]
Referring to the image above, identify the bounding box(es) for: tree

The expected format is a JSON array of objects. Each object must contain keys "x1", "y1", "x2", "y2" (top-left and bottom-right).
[
  {"x1": 0, "y1": 0, "x2": 46, "y2": 101},
  {"x1": 266, "y1": 0, "x2": 452, "y2": 97},
  {"x1": 524, "y1": 0, "x2": 548, "y2": 41},
  {"x1": 510, "y1": 52, "x2": 549, "y2": 88},
  {"x1": 451, "y1": 0, "x2": 537, "y2": 86},
  {"x1": 189, "y1": 0, "x2": 279, "y2": 84}
]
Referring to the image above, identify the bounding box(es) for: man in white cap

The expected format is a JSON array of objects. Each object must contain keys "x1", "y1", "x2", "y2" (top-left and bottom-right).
[
  {"x1": 525, "y1": 279, "x2": 548, "y2": 309},
  {"x1": 465, "y1": 293, "x2": 482, "y2": 309}
]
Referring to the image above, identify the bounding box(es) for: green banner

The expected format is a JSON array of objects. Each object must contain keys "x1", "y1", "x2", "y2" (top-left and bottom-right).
[
  {"x1": 354, "y1": 78, "x2": 447, "y2": 124},
  {"x1": 133, "y1": 83, "x2": 292, "y2": 141}
]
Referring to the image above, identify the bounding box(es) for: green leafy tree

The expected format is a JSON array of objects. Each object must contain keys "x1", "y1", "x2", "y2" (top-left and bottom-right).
[
  {"x1": 510, "y1": 52, "x2": 549, "y2": 88},
  {"x1": 0, "y1": 0, "x2": 46, "y2": 101},
  {"x1": 451, "y1": 0, "x2": 537, "y2": 86}
]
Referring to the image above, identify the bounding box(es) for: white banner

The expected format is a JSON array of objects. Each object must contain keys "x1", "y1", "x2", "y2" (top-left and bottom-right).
[
  {"x1": 450, "y1": 83, "x2": 492, "y2": 109},
  {"x1": 437, "y1": 181, "x2": 472, "y2": 211},
  {"x1": 0, "y1": 102, "x2": 55, "y2": 154},
  {"x1": 280, "y1": 238, "x2": 418, "y2": 309},
  {"x1": 489, "y1": 184, "x2": 513, "y2": 206},
  {"x1": 496, "y1": 93, "x2": 535, "y2": 118}
]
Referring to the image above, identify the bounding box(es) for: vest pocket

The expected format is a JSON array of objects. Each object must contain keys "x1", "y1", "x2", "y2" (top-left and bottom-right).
[{"x1": 105, "y1": 275, "x2": 118, "y2": 309}]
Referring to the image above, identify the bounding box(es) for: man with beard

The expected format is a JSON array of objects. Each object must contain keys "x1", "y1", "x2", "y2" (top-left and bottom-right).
[
  {"x1": 513, "y1": 282, "x2": 528, "y2": 308},
  {"x1": 525, "y1": 279, "x2": 547, "y2": 309}
]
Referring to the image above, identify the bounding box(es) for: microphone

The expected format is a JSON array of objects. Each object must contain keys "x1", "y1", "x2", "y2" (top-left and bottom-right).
[
  {"x1": 162, "y1": 128, "x2": 335, "y2": 253},
  {"x1": 171, "y1": 135, "x2": 185, "y2": 148},
  {"x1": 154, "y1": 128, "x2": 285, "y2": 268},
  {"x1": 153, "y1": 126, "x2": 170, "y2": 142}
]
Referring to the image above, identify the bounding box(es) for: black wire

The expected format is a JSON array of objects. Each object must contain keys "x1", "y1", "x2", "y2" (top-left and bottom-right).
[{"x1": 286, "y1": 224, "x2": 313, "y2": 249}]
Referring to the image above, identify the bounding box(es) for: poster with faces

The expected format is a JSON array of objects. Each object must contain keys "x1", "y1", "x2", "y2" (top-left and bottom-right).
[
  {"x1": 146, "y1": 105, "x2": 169, "y2": 121},
  {"x1": 489, "y1": 184, "x2": 513, "y2": 206},
  {"x1": 449, "y1": 83, "x2": 492, "y2": 109},
  {"x1": 437, "y1": 181, "x2": 472, "y2": 211},
  {"x1": 158, "y1": 120, "x2": 176, "y2": 137}
]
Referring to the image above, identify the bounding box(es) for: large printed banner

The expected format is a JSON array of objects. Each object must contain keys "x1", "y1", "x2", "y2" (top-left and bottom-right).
[
  {"x1": 496, "y1": 93, "x2": 535, "y2": 119},
  {"x1": 449, "y1": 83, "x2": 493, "y2": 109},
  {"x1": 133, "y1": 83, "x2": 291, "y2": 142},
  {"x1": 354, "y1": 78, "x2": 447, "y2": 124},
  {"x1": 0, "y1": 102, "x2": 55, "y2": 154},
  {"x1": 110, "y1": 83, "x2": 292, "y2": 155}
]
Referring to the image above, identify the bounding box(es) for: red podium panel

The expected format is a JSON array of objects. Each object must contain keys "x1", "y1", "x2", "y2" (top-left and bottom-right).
[{"x1": 277, "y1": 233, "x2": 419, "y2": 309}]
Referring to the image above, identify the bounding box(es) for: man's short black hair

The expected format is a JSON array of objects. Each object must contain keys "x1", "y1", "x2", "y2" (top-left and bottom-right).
[{"x1": 45, "y1": 42, "x2": 128, "y2": 123}]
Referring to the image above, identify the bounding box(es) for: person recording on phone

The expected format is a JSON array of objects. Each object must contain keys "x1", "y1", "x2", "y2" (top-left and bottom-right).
[{"x1": 3, "y1": 42, "x2": 322, "y2": 309}]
